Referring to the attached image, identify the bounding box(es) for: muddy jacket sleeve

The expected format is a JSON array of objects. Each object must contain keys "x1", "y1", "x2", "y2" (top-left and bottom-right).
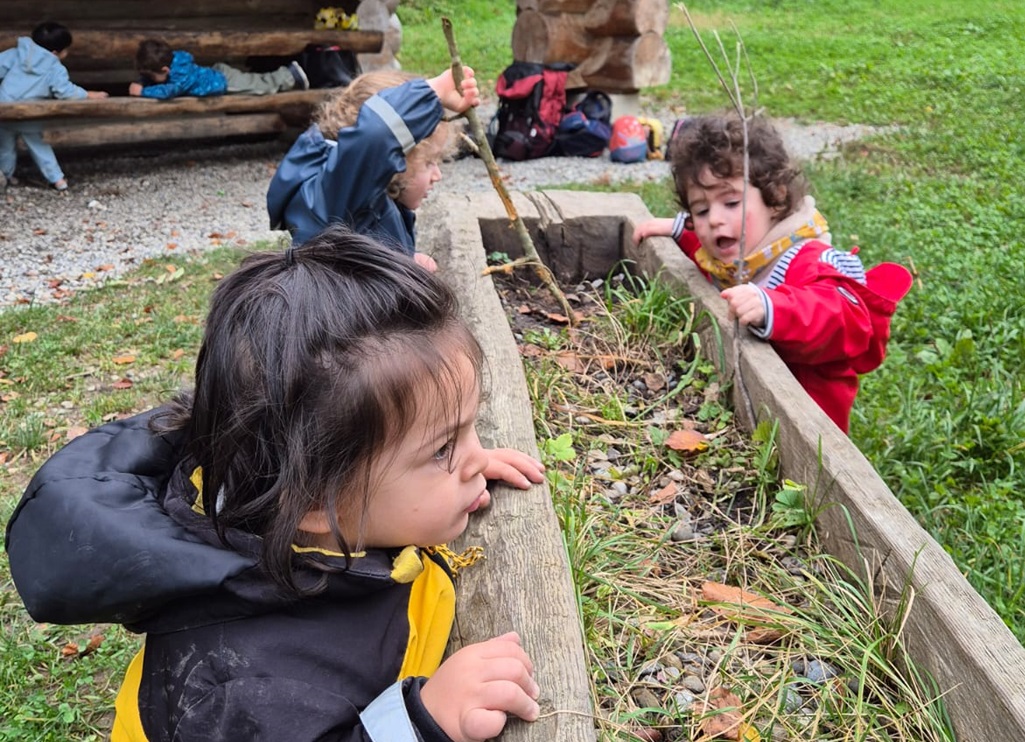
[{"x1": 4, "y1": 410, "x2": 255, "y2": 625}]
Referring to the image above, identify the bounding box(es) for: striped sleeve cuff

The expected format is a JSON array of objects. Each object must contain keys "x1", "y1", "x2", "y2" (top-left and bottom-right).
[
  {"x1": 671, "y1": 212, "x2": 689, "y2": 241},
  {"x1": 747, "y1": 286, "x2": 774, "y2": 339}
]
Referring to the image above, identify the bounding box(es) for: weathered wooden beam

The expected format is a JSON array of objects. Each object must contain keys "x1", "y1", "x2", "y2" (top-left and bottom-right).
[
  {"x1": 1, "y1": 0, "x2": 318, "y2": 22},
  {"x1": 0, "y1": 29, "x2": 383, "y2": 68},
  {"x1": 418, "y1": 193, "x2": 597, "y2": 742},
  {"x1": 584, "y1": 0, "x2": 669, "y2": 37},
  {"x1": 0, "y1": 89, "x2": 333, "y2": 122},
  {"x1": 565, "y1": 32, "x2": 671, "y2": 92},
  {"x1": 37, "y1": 113, "x2": 286, "y2": 148}
]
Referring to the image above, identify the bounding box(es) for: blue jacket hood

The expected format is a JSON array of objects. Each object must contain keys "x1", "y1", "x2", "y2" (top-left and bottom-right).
[{"x1": 0, "y1": 37, "x2": 87, "y2": 102}]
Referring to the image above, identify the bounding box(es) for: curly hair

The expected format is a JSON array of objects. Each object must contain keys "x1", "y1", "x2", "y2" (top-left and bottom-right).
[
  {"x1": 670, "y1": 114, "x2": 806, "y2": 218},
  {"x1": 315, "y1": 70, "x2": 453, "y2": 202},
  {"x1": 135, "y1": 38, "x2": 174, "y2": 75}
]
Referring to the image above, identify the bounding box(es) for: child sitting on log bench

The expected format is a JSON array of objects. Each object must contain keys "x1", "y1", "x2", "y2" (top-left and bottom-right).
[
  {"x1": 0, "y1": 21, "x2": 108, "y2": 191},
  {"x1": 128, "y1": 37, "x2": 310, "y2": 99}
]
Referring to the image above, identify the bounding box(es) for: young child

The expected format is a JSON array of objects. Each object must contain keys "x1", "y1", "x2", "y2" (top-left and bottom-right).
[
  {"x1": 266, "y1": 66, "x2": 480, "y2": 271},
  {"x1": 0, "y1": 21, "x2": 108, "y2": 191},
  {"x1": 128, "y1": 38, "x2": 309, "y2": 99},
  {"x1": 633, "y1": 114, "x2": 912, "y2": 433},
  {"x1": 6, "y1": 225, "x2": 546, "y2": 741}
]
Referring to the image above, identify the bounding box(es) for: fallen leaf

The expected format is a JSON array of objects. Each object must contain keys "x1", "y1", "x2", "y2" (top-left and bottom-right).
[
  {"x1": 112, "y1": 355, "x2": 135, "y2": 365},
  {"x1": 555, "y1": 350, "x2": 585, "y2": 373},
  {"x1": 171, "y1": 349, "x2": 186, "y2": 360},
  {"x1": 81, "y1": 271, "x2": 95, "y2": 280},
  {"x1": 112, "y1": 378, "x2": 134, "y2": 390},
  {"x1": 12, "y1": 331, "x2": 37, "y2": 343},
  {"x1": 96, "y1": 263, "x2": 115, "y2": 272},
  {"x1": 33, "y1": 228, "x2": 47, "y2": 236},
  {"x1": 696, "y1": 686, "x2": 760, "y2": 740},
  {"x1": 642, "y1": 371, "x2": 666, "y2": 392},
  {"x1": 518, "y1": 304, "x2": 532, "y2": 314},
  {"x1": 546, "y1": 312, "x2": 571, "y2": 324},
  {"x1": 518, "y1": 344, "x2": 544, "y2": 358},
  {"x1": 81, "y1": 633, "x2": 104, "y2": 656},
  {"x1": 165, "y1": 243, "x2": 178, "y2": 250},
  {"x1": 648, "y1": 482, "x2": 678, "y2": 505},
  {"x1": 701, "y1": 581, "x2": 793, "y2": 644},
  {"x1": 666, "y1": 429, "x2": 709, "y2": 453},
  {"x1": 165, "y1": 264, "x2": 178, "y2": 274},
  {"x1": 61, "y1": 642, "x2": 79, "y2": 658},
  {"x1": 66, "y1": 426, "x2": 89, "y2": 440}
]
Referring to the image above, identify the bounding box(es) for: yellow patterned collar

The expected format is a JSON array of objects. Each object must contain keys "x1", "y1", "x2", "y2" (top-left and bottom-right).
[{"x1": 695, "y1": 202, "x2": 830, "y2": 287}]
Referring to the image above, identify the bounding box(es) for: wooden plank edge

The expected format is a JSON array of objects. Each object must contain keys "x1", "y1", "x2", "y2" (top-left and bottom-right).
[
  {"x1": 0, "y1": 89, "x2": 333, "y2": 121},
  {"x1": 417, "y1": 193, "x2": 597, "y2": 742}
]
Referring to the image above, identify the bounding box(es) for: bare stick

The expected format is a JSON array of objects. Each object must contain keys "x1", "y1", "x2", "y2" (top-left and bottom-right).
[
  {"x1": 440, "y1": 17, "x2": 576, "y2": 325},
  {"x1": 678, "y1": 2, "x2": 758, "y2": 427}
]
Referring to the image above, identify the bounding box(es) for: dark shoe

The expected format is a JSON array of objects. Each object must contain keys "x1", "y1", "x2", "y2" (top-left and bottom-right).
[{"x1": 289, "y1": 61, "x2": 310, "y2": 90}]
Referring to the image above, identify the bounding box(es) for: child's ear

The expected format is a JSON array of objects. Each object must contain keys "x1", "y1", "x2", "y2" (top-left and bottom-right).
[{"x1": 298, "y1": 508, "x2": 333, "y2": 536}]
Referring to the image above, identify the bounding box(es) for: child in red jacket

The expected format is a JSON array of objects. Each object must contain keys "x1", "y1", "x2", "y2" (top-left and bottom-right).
[{"x1": 633, "y1": 114, "x2": 911, "y2": 433}]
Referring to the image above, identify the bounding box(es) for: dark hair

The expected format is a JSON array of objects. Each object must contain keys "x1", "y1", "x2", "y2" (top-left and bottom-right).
[
  {"x1": 155, "y1": 226, "x2": 482, "y2": 593},
  {"x1": 670, "y1": 114, "x2": 806, "y2": 218},
  {"x1": 31, "y1": 22, "x2": 72, "y2": 53},
  {"x1": 135, "y1": 38, "x2": 174, "y2": 74}
]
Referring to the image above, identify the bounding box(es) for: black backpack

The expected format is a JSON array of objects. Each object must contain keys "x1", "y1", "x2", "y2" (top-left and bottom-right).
[
  {"x1": 553, "y1": 90, "x2": 612, "y2": 157},
  {"x1": 296, "y1": 44, "x2": 361, "y2": 89},
  {"x1": 487, "y1": 61, "x2": 571, "y2": 161}
]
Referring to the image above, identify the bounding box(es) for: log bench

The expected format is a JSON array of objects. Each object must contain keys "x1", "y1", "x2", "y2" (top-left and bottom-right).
[{"x1": 0, "y1": 1, "x2": 384, "y2": 148}]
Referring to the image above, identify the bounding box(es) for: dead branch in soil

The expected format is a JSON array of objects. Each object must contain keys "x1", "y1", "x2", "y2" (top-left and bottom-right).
[{"x1": 440, "y1": 16, "x2": 576, "y2": 326}]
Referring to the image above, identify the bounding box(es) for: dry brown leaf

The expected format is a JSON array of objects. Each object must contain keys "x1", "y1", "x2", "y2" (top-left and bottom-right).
[
  {"x1": 518, "y1": 304, "x2": 531, "y2": 314},
  {"x1": 112, "y1": 378, "x2": 134, "y2": 390},
  {"x1": 66, "y1": 426, "x2": 89, "y2": 441},
  {"x1": 164, "y1": 264, "x2": 178, "y2": 274},
  {"x1": 171, "y1": 349, "x2": 186, "y2": 360},
  {"x1": 61, "y1": 642, "x2": 79, "y2": 658},
  {"x1": 546, "y1": 312, "x2": 571, "y2": 324},
  {"x1": 648, "y1": 482, "x2": 678, "y2": 506},
  {"x1": 555, "y1": 350, "x2": 585, "y2": 373},
  {"x1": 165, "y1": 242, "x2": 179, "y2": 250},
  {"x1": 642, "y1": 372, "x2": 666, "y2": 392},
  {"x1": 82, "y1": 633, "x2": 104, "y2": 655},
  {"x1": 697, "y1": 687, "x2": 760, "y2": 740},
  {"x1": 701, "y1": 581, "x2": 792, "y2": 644},
  {"x1": 112, "y1": 355, "x2": 135, "y2": 365},
  {"x1": 518, "y1": 344, "x2": 544, "y2": 358},
  {"x1": 666, "y1": 429, "x2": 709, "y2": 453},
  {"x1": 96, "y1": 263, "x2": 114, "y2": 272}
]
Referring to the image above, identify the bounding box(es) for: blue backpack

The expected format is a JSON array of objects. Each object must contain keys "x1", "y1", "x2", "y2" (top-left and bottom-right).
[{"x1": 553, "y1": 90, "x2": 613, "y2": 158}]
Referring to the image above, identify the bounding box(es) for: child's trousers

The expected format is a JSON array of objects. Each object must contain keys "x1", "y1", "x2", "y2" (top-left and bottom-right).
[
  {"x1": 213, "y1": 63, "x2": 295, "y2": 95},
  {"x1": 0, "y1": 123, "x2": 64, "y2": 184}
]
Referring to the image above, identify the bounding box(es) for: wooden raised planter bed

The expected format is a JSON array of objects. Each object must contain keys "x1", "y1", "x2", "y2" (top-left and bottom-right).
[
  {"x1": 419, "y1": 190, "x2": 1025, "y2": 741},
  {"x1": 0, "y1": 0, "x2": 383, "y2": 147}
]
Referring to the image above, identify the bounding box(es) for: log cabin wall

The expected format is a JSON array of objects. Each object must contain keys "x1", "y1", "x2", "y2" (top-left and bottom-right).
[
  {"x1": 512, "y1": 0, "x2": 671, "y2": 93},
  {"x1": 0, "y1": 1, "x2": 384, "y2": 147}
]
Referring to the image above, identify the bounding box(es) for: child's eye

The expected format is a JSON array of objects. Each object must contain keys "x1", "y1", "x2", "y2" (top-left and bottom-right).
[
  {"x1": 693, "y1": 207, "x2": 709, "y2": 217},
  {"x1": 726, "y1": 200, "x2": 741, "y2": 208},
  {"x1": 433, "y1": 439, "x2": 455, "y2": 461}
]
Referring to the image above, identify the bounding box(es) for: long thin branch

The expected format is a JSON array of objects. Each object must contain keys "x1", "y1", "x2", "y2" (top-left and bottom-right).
[
  {"x1": 440, "y1": 17, "x2": 576, "y2": 325},
  {"x1": 678, "y1": 2, "x2": 758, "y2": 427}
]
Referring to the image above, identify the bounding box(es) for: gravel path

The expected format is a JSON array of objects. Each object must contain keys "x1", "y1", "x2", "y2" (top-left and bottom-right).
[{"x1": 0, "y1": 113, "x2": 882, "y2": 309}]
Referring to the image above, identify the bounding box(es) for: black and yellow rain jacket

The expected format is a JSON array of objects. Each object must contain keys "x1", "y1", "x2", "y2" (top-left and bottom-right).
[{"x1": 6, "y1": 409, "x2": 460, "y2": 741}]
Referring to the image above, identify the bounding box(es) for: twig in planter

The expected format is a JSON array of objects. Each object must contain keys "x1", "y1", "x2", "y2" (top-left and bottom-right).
[
  {"x1": 440, "y1": 17, "x2": 576, "y2": 326},
  {"x1": 678, "y1": 3, "x2": 759, "y2": 428}
]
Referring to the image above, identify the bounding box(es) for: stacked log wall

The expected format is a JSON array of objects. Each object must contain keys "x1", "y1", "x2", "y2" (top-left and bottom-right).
[{"x1": 512, "y1": 0, "x2": 670, "y2": 92}]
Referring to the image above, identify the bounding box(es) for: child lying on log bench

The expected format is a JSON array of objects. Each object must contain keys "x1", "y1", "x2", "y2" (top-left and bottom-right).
[{"x1": 128, "y1": 38, "x2": 310, "y2": 99}]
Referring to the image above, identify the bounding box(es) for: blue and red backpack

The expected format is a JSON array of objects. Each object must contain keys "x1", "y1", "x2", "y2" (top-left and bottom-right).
[
  {"x1": 488, "y1": 62, "x2": 571, "y2": 161},
  {"x1": 553, "y1": 90, "x2": 613, "y2": 158}
]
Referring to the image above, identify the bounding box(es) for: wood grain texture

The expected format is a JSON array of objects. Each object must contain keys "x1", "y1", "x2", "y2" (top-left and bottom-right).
[{"x1": 417, "y1": 192, "x2": 597, "y2": 742}]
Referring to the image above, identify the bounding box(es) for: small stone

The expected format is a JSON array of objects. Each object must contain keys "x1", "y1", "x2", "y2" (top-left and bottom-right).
[
  {"x1": 663, "y1": 666, "x2": 681, "y2": 681},
  {"x1": 672, "y1": 690, "x2": 697, "y2": 711},
  {"x1": 631, "y1": 688, "x2": 662, "y2": 710},
  {"x1": 669, "y1": 522, "x2": 694, "y2": 542},
  {"x1": 662, "y1": 653, "x2": 682, "y2": 671},
  {"x1": 682, "y1": 674, "x2": 705, "y2": 693},
  {"x1": 611, "y1": 481, "x2": 629, "y2": 496},
  {"x1": 805, "y1": 659, "x2": 840, "y2": 683}
]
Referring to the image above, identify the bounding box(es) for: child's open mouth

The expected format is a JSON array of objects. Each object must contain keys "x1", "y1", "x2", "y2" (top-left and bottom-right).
[{"x1": 716, "y1": 236, "x2": 740, "y2": 259}]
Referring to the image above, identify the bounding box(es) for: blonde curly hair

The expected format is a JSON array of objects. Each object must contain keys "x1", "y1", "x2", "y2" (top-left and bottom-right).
[{"x1": 315, "y1": 70, "x2": 455, "y2": 203}]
